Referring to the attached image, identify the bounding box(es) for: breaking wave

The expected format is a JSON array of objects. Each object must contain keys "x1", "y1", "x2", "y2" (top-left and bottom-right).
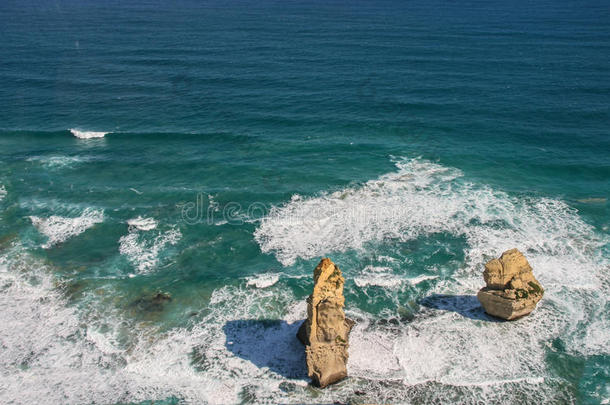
[
  {"x1": 127, "y1": 216, "x2": 158, "y2": 232},
  {"x1": 70, "y1": 129, "x2": 108, "y2": 139},
  {"x1": 0, "y1": 251, "x2": 585, "y2": 405},
  {"x1": 251, "y1": 157, "x2": 609, "y2": 400},
  {"x1": 246, "y1": 273, "x2": 281, "y2": 289},
  {"x1": 30, "y1": 208, "x2": 104, "y2": 248},
  {"x1": 2, "y1": 157, "x2": 608, "y2": 404},
  {"x1": 119, "y1": 221, "x2": 181, "y2": 274}
]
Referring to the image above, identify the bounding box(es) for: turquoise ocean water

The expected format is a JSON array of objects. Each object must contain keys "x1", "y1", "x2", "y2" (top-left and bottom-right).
[{"x1": 0, "y1": 0, "x2": 609, "y2": 403}]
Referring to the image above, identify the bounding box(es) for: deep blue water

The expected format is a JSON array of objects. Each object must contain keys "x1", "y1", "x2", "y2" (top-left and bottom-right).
[{"x1": 0, "y1": 1, "x2": 608, "y2": 404}]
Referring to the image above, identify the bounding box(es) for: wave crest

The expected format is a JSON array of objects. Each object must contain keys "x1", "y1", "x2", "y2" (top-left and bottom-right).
[{"x1": 70, "y1": 129, "x2": 107, "y2": 139}]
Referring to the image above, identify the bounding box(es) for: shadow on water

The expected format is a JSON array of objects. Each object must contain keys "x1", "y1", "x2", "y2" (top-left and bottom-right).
[
  {"x1": 223, "y1": 319, "x2": 308, "y2": 379},
  {"x1": 419, "y1": 294, "x2": 503, "y2": 322}
]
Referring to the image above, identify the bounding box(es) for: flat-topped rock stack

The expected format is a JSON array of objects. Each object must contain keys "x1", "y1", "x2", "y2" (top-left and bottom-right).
[
  {"x1": 297, "y1": 258, "x2": 354, "y2": 387},
  {"x1": 477, "y1": 248, "x2": 544, "y2": 320}
]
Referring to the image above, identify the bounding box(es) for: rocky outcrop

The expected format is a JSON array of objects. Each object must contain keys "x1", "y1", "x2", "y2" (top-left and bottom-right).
[
  {"x1": 297, "y1": 258, "x2": 354, "y2": 387},
  {"x1": 477, "y1": 249, "x2": 544, "y2": 320}
]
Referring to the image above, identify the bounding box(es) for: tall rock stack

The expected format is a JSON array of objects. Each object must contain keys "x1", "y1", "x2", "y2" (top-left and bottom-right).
[
  {"x1": 477, "y1": 248, "x2": 544, "y2": 320},
  {"x1": 297, "y1": 258, "x2": 354, "y2": 388}
]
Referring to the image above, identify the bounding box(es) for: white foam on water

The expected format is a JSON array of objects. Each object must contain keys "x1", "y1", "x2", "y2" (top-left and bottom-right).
[
  {"x1": 170, "y1": 283, "x2": 575, "y2": 403},
  {"x1": 407, "y1": 274, "x2": 439, "y2": 285},
  {"x1": 27, "y1": 155, "x2": 87, "y2": 169},
  {"x1": 123, "y1": 285, "x2": 307, "y2": 404},
  {"x1": 3, "y1": 157, "x2": 608, "y2": 404},
  {"x1": 255, "y1": 159, "x2": 460, "y2": 266},
  {"x1": 0, "y1": 248, "x2": 126, "y2": 404},
  {"x1": 246, "y1": 273, "x2": 280, "y2": 289},
  {"x1": 254, "y1": 157, "x2": 609, "y2": 398},
  {"x1": 354, "y1": 266, "x2": 403, "y2": 288},
  {"x1": 70, "y1": 128, "x2": 107, "y2": 139},
  {"x1": 391, "y1": 308, "x2": 548, "y2": 385},
  {"x1": 0, "y1": 246, "x2": 255, "y2": 405},
  {"x1": 377, "y1": 255, "x2": 399, "y2": 263},
  {"x1": 582, "y1": 317, "x2": 610, "y2": 355},
  {"x1": 353, "y1": 266, "x2": 439, "y2": 288},
  {"x1": 354, "y1": 276, "x2": 403, "y2": 288},
  {"x1": 0, "y1": 184, "x2": 6, "y2": 201},
  {"x1": 348, "y1": 316, "x2": 403, "y2": 377},
  {"x1": 0, "y1": 244, "x2": 585, "y2": 404},
  {"x1": 119, "y1": 225, "x2": 181, "y2": 273},
  {"x1": 127, "y1": 216, "x2": 158, "y2": 232},
  {"x1": 30, "y1": 208, "x2": 104, "y2": 248}
]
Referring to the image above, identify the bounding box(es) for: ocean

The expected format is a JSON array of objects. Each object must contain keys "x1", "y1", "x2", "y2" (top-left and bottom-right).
[{"x1": 0, "y1": 0, "x2": 608, "y2": 403}]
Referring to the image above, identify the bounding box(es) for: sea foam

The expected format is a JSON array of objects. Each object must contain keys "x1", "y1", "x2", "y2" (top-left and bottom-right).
[
  {"x1": 0, "y1": 248, "x2": 127, "y2": 404},
  {"x1": 354, "y1": 266, "x2": 403, "y2": 288},
  {"x1": 27, "y1": 155, "x2": 87, "y2": 169},
  {"x1": 2, "y1": 157, "x2": 608, "y2": 404},
  {"x1": 0, "y1": 245, "x2": 243, "y2": 405},
  {"x1": 70, "y1": 129, "x2": 107, "y2": 139},
  {"x1": 30, "y1": 208, "x2": 104, "y2": 248},
  {"x1": 0, "y1": 245, "x2": 600, "y2": 404},
  {"x1": 252, "y1": 157, "x2": 609, "y2": 400},
  {"x1": 246, "y1": 273, "x2": 280, "y2": 288},
  {"x1": 127, "y1": 216, "x2": 158, "y2": 232},
  {"x1": 119, "y1": 220, "x2": 181, "y2": 273}
]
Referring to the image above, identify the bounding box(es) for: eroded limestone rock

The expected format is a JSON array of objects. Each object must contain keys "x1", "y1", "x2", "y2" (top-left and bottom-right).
[
  {"x1": 297, "y1": 258, "x2": 354, "y2": 387},
  {"x1": 477, "y1": 248, "x2": 544, "y2": 320}
]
